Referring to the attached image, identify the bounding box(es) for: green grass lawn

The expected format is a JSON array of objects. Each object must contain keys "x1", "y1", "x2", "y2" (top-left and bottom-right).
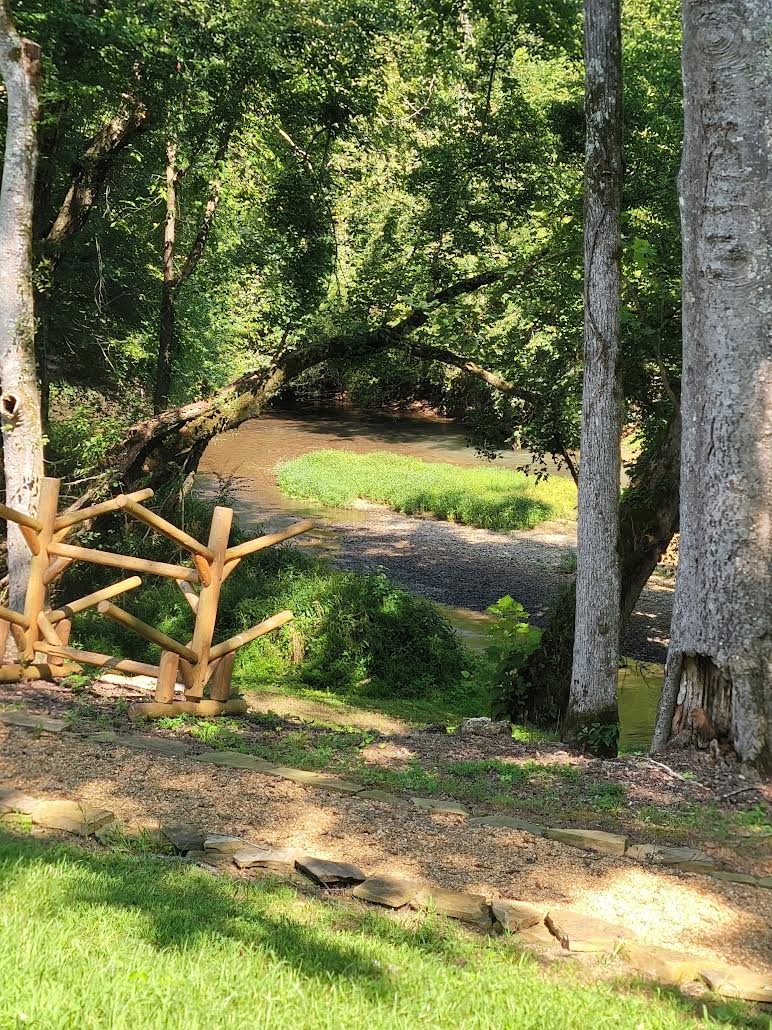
[
  {"x1": 0, "y1": 833, "x2": 758, "y2": 1029},
  {"x1": 277, "y1": 450, "x2": 577, "y2": 532}
]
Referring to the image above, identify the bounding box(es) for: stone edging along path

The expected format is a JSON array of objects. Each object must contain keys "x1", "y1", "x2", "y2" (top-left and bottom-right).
[
  {"x1": 1, "y1": 708, "x2": 769, "y2": 892},
  {"x1": 1, "y1": 782, "x2": 770, "y2": 1005}
]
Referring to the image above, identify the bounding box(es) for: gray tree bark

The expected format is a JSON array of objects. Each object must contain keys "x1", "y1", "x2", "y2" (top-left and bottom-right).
[
  {"x1": 0, "y1": 1, "x2": 43, "y2": 613},
  {"x1": 652, "y1": 0, "x2": 771, "y2": 770},
  {"x1": 563, "y1": 0, "x2": 624, "y2": 751}
]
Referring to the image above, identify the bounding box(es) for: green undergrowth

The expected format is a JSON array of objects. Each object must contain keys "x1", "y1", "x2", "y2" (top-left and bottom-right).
[
  {"x1": 60, "y1": 498, "x2": 482, "y2": 711},
  {"x1": 0, "y1": 834, "x2": 761, "y2": 1029},
  {"x1": 277, "y1": 450, "x2": 577, "y2": 531}
]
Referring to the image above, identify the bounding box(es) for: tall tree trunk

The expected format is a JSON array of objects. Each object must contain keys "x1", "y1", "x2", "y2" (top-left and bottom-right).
[
  {"x1": 0, "y1": 2, "x2": 43, "y2": 612},
  {"x1": 563, "y1": 0, "x2": 624, "y2": 752},
  {"x1": 154, "y1": 140, "x2": 178, "y2": 414},
  {"x1": 652, "y1": 0, "x2": 771, "y2": 770},
  {"x1": 518, "y1": 412, "x2": 680, "y2": 727}
]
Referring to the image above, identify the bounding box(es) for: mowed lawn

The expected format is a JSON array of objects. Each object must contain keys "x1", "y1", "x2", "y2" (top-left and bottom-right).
[
  {"x1": 277, "y1": 451, "x2": 577, "y2": 532},
  {"x1": 0, "y1": 834, "x2": 749, "y2": 1030}
]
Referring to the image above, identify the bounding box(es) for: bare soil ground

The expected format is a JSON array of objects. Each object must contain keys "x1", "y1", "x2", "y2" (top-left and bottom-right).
[{"x1": 1, "y1": 682, "x2": 770, "y2": 978}]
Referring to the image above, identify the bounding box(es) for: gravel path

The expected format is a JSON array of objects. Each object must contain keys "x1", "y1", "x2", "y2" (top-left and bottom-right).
[{"x1": 304, "y1": 508, "x2": 673, "y2": 664}]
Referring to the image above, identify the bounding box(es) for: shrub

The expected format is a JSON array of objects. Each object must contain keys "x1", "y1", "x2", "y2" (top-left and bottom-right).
[{"x1": 61, "y1": 500, "x2": 475, "y2": 702}]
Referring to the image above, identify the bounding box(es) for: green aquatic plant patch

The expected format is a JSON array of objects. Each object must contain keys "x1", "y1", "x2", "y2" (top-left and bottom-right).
[{"x1": 277, "y1": 450, "x2": 577, "y2": 531}]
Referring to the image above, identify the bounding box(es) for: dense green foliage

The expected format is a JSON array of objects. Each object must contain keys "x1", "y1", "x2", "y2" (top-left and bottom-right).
[
  {"x1": 3, "y1": 834, "x2": 750, "y2": 1030},
  {"x1": 278, "y1": 450, "x2": 577, "y2": 530},
  {"x1": 1, "y1": 0, "x2": 681, "y2": 484},
  {"x1": 62, "y1": 501, "x2": 474, "y2": 703}
]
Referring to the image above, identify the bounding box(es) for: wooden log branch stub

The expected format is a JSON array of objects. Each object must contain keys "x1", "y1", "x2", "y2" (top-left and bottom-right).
[
  {"x1": 47, "y1": 576, "x2": 143, "y2": 624},
  {"x1": 53, "y1": 488, "x2": 154, "y2": 532},
  {"x1": 224, "y1": 519, "x2": 314, "y2": 564},
  {"x1": 0, "y1": 606, "x2": 30, "y2": 629},
  {"x1": 48, "y1": 541, "x2": 198, "y2": 583},
  {"x1": 97, "y1": 601, "x2": 197, "y2": 662},
  {"x1": 0, "y1": 501, "x2": 42, "y2": 532},
  {"x1": 208, "y1": 609, "x2": 294, "y2": 661},
  {"x1": 36, "y1": 641, "x2": 160, "y2": 678},
  {"x1": 155, "y1": 651, "x2": 180, "y2": 703},
  {"x1": 122, "y1": 499, "x2": 214, "y2": 560},
  {"x1": 209, "y1": 651, "x2": 235, "y2": 701},
  {"x1": 193, "y1": 554, "x2": 212, "y2": 587},
  {"x1": 43, "y1": 556, "x2": 74, "y2": 585},
  {"x1": 48, "y1": 619, "x2": 72, "y2": 667},
  {"x1": 19, "y1": 525, "x2": 40, "y2": 555},
  {"x1": 176, "y1": 579, "x2": 199, "y2": 613}
]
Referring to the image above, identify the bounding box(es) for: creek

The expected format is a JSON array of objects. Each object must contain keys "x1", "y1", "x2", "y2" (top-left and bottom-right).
[{"x1": 199, "y1": 405, "x2": 667, "y2": 749}]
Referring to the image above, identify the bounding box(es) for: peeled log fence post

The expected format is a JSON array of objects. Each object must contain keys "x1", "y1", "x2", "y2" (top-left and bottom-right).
[
  {"x1": 22, "y1": 477, "x2": 60, "y2": 659},
  {"x1": 186, "y1": 505, "x2": 233, "y2": 699}
]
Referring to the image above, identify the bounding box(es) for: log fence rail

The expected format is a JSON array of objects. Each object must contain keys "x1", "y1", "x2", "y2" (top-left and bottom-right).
[{"x1": 0, "y1": 478, "x2": 313, "y2": 716}]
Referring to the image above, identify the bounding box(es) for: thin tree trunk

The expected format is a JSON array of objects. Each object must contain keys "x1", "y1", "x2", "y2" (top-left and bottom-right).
[
  {"x1": 563, "y1": 0, "x2": 624, "y2": 752},
  {"x1": 154, "y1": 140, "x2": 178, "y2": 414},
  {"x1": 652, "y1": 0, "x2": 771, "y2": 770},
  {"x1": 518, "y1": 412, "x2": 680, "y2": 727},
  {"x1": 0, "y1": 2, "x2": 43, "y2": 613}
]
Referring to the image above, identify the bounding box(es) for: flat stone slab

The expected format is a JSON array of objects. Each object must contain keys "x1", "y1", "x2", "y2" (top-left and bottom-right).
[
  {"x1": 233, "y1": 846, "x2": 302, "y2": 871},
  {"x1": 491, "y1": 899, "x2": 542, "y2": 932},
  {"x1": 411, "y1": 887, "x2": 492, "y2": 929},
  {"x1": 411, "y1": 797, "x2": 469, "y2": 816},
  {"x1": 296, "y1": 856, "x2": 367, "y2": 887},
  {"x1": 356, "y1": 788, "x2": 408, "y2": 806},
  {"x1": 545, "y1": 827, "x2": 628, "y2": 856},
  {"x1": 519, "y1": 921, "x2": 560, "y2": 949},
  {"x1": 267, "y1": 767, "x2": 363, "y2": 794},
  {"x1": 190, "y1": 751, "x2": 276, "y2": 772},
  {"x1": 89, "y1": 730, "x2": 118, "y2": 743},
  {"x1": 469, "y1": 814, "x2": 546, "y2": 836},
  {"x1": 119, "y1": 734, "x2": 190, "y2": 755},
  {"x1": 621, "y1": 942, "x2": 702, "y2": 984},
  {"x1": 352, "y1": 873, "x2": 420, "y2": 909},
  {"x1": 458, "y1": 717, "x2": 511, "y2": 736},
  {"x1": 32, "y1": 799, "x2": 114, "y2": 836},
  {"x1": 545, "y1": 909, "x2": 634, "y2": 953},
  {"x1": 651, "y1": 846, "x2": 715, "y2": 872},
  {"x1": 709, "y1": 870, "x2": 759, "y2": 886},
  {"x1": 757, "y1": 876, "x2": 772, "y2": 890},
  {"x1": 0, "y1": 788, "x2": 40, "y2": 815},
  {"x1": 203, "y1": 834, "x2": 248, "y2": 855},
  {"x1": 0, "y1": 711, "x2": 66, "y2": 733},
  {"x1": 626, "y1": 843, "x2": 657, "y2": 862},
  {"x1": 700, "y1": 966, "x2": 772, "y2": 1003},
  {"x1": 161, "y1": 824, "x2": 206, "y2": 852}
]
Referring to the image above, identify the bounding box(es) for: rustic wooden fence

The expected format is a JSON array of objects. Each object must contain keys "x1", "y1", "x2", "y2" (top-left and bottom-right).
[{"x1": 0, "y1": 477, "x2": 313, "y2": 716}]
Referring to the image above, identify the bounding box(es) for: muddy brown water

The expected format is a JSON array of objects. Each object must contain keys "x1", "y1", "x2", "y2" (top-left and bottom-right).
[{"x1": 199, "y1": 406, "x2": 667, "y2": 749}]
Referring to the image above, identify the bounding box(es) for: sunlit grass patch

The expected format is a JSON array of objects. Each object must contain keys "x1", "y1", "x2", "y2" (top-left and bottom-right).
[
  {"x1": 277, "y1": 450, "x2": 577, "y2": 531},
  {"x1": 0, "y1": 834, "x2": 759, "y2": 1029}
]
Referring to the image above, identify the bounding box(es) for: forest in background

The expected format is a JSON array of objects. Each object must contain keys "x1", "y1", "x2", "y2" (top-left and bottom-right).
[
  {"x1": 12, "y1": 0, "x2": 680, "y2": 482},
  {"x1": 1, "y1": 0, "x2": 768, "y2": 768}
]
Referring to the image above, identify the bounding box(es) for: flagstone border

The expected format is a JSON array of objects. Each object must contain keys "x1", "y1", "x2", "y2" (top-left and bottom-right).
[
  {"x1": 0, "y1": 783, "x2": 769, "y2": 1005},
  {"x1": 1, "y1": 709, "x2": 770, "y2": 891}
]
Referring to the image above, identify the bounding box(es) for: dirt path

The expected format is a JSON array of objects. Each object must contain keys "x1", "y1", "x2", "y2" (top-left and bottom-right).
[{"x1": 2, "y1": 721, "x2": 769, "y2": 976}]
